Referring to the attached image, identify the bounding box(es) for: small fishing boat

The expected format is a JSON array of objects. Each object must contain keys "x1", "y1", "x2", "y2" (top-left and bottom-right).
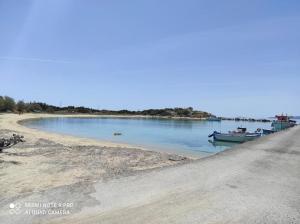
[{"x1": 208, "y1": 127, "x2": 261, "y2": 143}]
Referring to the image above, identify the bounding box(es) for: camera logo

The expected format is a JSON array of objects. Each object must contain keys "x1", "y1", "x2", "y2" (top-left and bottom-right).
[{"x1": 9, "y1": 203, "x2": 22, "y2": 215}]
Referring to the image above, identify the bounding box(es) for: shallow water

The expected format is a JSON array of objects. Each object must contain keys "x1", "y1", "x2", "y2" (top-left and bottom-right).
[{"x1": 25, "y1": 117, "x2": 273, "y2": 156}]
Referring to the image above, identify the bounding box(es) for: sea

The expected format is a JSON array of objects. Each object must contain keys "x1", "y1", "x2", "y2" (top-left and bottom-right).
[{"x1": 24, "y1": 117, "x2": 277, "y2": 157}]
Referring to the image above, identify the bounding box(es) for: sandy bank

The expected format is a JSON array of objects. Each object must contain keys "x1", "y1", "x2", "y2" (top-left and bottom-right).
[{"x1": 0, "y1": 113, "x2": 190, "y2": 210}]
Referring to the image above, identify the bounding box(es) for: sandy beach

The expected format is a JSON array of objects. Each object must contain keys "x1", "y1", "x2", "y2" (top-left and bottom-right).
[
  {"x1": 0, "y1": 114, "x2": 190, "y2": 216},
  {"x1": 0, "y1": 113, "x2": 299, "y2": 224}
]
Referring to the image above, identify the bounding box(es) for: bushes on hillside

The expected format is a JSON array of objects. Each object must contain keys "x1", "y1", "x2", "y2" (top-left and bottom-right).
[
  {"x1": 0, "y1": 95, "x2": 212, "y2": 118},
  {"x1": 0, "y1": 96, "x2": 16, "y2": 112}
]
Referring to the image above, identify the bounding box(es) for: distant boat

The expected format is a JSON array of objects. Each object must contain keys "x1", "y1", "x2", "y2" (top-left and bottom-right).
[
  {"x1": 271, "y1": 114, "x2": 296, "y2": 131},
  {"x1": 113, "y1": 132, "x2": 122, "y2": 136},
  {"x1": 208, "y1": 127, "x2": 261, "y2": 143},
  {"x1": 207, "y1": 117, "x2": 221, "y2": 121},
  {"x1": 291, "y1": 116, "x2": 300, "y2": 119}
]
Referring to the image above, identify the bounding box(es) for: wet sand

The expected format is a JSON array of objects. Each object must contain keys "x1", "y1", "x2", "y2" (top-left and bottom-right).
[{"x1": 0, "y1": 113, "x2": 299, "y2": 224}]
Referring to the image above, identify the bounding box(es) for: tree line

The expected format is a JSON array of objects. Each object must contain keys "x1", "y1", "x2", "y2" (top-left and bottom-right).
[{"x1": 0, "y1": 96, "x2": 212, "y2": 118}]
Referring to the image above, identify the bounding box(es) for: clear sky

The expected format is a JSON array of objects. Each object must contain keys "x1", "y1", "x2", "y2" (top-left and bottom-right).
[{"x1": 0, "y1": 0, "x2": 299, "y2": 118}]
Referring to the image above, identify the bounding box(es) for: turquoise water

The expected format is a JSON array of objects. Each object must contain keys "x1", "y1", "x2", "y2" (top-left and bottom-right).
[{"x1": 25, "y1": 117, "x2": 272, "y2": 156}]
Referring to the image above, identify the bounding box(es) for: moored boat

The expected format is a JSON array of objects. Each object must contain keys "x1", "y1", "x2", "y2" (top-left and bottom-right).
[
  {"x1": 271, "y1": 114, "x2": 296, "y2": 131},
  {"x1": 208, "y1": 127, "x2": 261, "y2": 143}
]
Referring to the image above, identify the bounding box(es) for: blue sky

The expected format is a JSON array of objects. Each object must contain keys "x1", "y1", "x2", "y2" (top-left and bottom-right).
[{"x1": 0, "y1": 0, "x2": 299, "y2": 117}]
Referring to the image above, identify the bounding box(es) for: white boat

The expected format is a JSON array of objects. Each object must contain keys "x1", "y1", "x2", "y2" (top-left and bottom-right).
[{"x1": 208, "y1": 127, "x2": 261, "y2": 143}]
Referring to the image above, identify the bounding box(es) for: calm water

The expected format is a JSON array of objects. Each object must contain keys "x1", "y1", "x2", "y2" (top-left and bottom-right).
[{"x1": 24, "y1": 117, "x2": 273, "y2": 156}]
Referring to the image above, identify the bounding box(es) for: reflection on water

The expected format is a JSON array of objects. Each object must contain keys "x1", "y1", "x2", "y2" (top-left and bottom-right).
[{"x1": 25, "y1": 117, "x2": 272, "y2": 156}]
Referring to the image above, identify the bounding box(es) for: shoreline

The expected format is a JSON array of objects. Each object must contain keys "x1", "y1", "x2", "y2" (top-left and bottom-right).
[
  {"x1": 13, "y1": 113, "x2": 211, "y2": 158},
  {"x1": 1, "y1": 113, "x2": 299, "y2": 223},
  {"x1": 0, "y1": 113, "x2": 192, "y2": 198},
  {"x1": 1, "y1": 112, "x2": 201, "y2": 156},
  {"x1": 2, "y1": 113, "x2": 153, "y2": 150},
  {"x1": 13, "y1": 112, "x2": 272, "y2": 122}
]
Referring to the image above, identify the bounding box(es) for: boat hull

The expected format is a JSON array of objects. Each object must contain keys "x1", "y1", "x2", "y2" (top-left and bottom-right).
[
  {"x1": 262, "y1": 129, "x2": 276, "y2": 135},
  {"x1": 213, "y1": 133, "x2": 260, "y2": 143},
  {"x1": 272, "y1": 121, "x2": 294, "y2": 131}
]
